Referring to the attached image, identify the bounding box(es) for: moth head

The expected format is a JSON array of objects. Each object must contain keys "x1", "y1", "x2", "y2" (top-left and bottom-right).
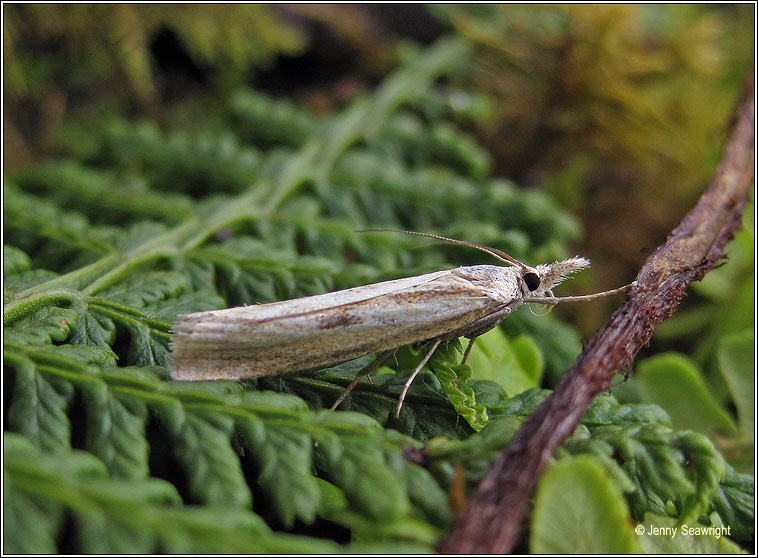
[{"x1": 520, "y1": 257, "x2": 590, "y2": 296}]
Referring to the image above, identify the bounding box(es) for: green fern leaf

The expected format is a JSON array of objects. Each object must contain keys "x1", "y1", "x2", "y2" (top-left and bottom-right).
[
  {"x1": 173, "y1": 408, "x2": 252, "y2": 508},
  {"x1": 67, "y1": 308, "x2": 118, "y2": 356},
  {"x1": 4, "y1": 307, "x2": 79, "y2": 346},
  {"x1": 230, "y1": 89, "x2": 319, "y2": 147},
  {"x1": 103, "y1": 121, "x2": 263, "y2": 194},
  {"x1": 244, "y1": 420, "x2": 321, "y2": 526},
  {"x1": 12, "y1": 160, "x2": 195, "y2": 224},
  {"x1": 5, "y1": 353, "x2": 75, "y2": 453},
  {"x1": 711, "y1": 468, "x2": 755, "y2": 541}
]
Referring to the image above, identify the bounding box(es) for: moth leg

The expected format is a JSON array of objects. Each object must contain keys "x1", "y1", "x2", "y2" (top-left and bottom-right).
[
  {"x1": 331, "y1": 349, "x2": 395, "y2": 411},
  {"x1": 395, "y1": 338, "x2": 443, "y2": 419},
  {"x1": 461, "y1": 336, "x2": 477, "y2": 365},
  {"x1": 608, "y1": 366, "x2": 633, "y2": 389}
]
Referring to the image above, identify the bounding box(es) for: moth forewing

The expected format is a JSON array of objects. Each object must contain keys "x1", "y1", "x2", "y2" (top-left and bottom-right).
[{"x1": 171, "y1": 265, "x2": 525, "y2": 381}]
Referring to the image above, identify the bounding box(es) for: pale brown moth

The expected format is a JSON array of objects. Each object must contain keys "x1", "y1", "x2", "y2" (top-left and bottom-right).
[{"x1": 171, "y1": 231, "x2": 630, "y2": 417}]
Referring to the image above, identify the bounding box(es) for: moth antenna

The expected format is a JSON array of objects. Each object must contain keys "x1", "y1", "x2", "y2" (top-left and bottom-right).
[{"x1": 358, "y1": 228, "x2": 527, "y2": 269}]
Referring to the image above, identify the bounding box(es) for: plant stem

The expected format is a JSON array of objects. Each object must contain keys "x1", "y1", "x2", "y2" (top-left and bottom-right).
[{"x1": 3, "y1": 289, "x2": 86, "y2": 325}]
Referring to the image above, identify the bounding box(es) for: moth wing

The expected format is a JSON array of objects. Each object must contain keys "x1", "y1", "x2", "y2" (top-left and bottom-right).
[
  {"x1": 171, "y1": 266, "x2": 520, "y2": 380},
  {"x1": 177, "y1": 269, "x2": 453, "y2": 325}
]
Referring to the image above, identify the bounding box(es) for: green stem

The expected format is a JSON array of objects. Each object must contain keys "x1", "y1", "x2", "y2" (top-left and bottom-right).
[
  {"x1": 3, "y1": 289, "x2": 86, "y2": 325},
  {"x1": 179, "y1": 189, "x2": 266, "y2": 250},
  {"x1": 83, "y1": 219, "x2": 204, "y2": 295},
  {"x1": 89, "y1": 299, "x2": 171, "y2": 331},
  {"x1": 89, "y1": 304, "x2": 172, "y2": 342},
  {"x1": 15, "y1": 254, "x2": 121, "y2": 297}
]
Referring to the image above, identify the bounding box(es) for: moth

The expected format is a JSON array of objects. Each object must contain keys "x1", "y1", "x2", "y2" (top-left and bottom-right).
[{"x1": 171, "y1": 231, "x2": 629, "y2": 417}]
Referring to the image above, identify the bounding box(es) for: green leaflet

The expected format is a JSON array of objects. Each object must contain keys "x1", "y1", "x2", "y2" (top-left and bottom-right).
[
  {"x1": 531, "y1": 456, "x2": 640, "y2": 553},
  {"x1": 173, "y1": 409, "x2": 253, "y2": 509},
  {"x1": 230, "y1": 88, "x2": 320, "y2": 147},
  {"x1": 13, "y1": 159, "x2": 195, "y2": 224},
  {"x1": 94, "y1": 270, "x2": 193, "y2": 308},
  {"x1": 4, "y1": 306, "x2": 80, "y2": 346},
  {"x1": 3, "y1": 246, "x2": 60, "y2": 301},
  {"x1": 499, "y1": 308, "x2": 584, "y2": 384},
  {"x1": 428, "y1": 343, "x2": 488, "y2": 431},
  {"x1": 103, "y1": 121, "x2": 263, "y2": 194},
  {"x1": 4, "y1": 244, "x2": 32, "y2": 276},
  {"x1": 575, "y1": 425, "x2": 725, "y2": 524},
  {"x1": 291, "y1": 347, "x2": 485, "y2": 437},
  {"x1": 319, "y1": 437, "x2": 411, "y2": 521},
  {"x1": 634, "y1": 353, "x2": 739, "y2": 438},
  {"x1": 466, "y1": 326, "x2": 544, "y2": 395},
  {"x1": 718, "y1": 330, "x2": 755, "y2": 439},
  {"x1": 75, "y1": 301, "x2": 172, "y2": 367},
  {"x1": 5, "y1": 351, "x2": 75, "y2": 453},
  {"x1": 66, "y1": 307, "x2": 118, "y2": 358},
  {"x1": 240, "y1": 418, "x2": 322, "y2": 527},
  {"x1": 711, "y1": 468, "x2": 755, "y2": 542},
  {"x1": 4, "y1": 181, "x2": 114, "y2": 262},
  {"x1": 189, "y1": 237, "x2": 342, "y2": 305},
  {"x1": 374, "y1": 112, "x2": 492, "y2": 179}
]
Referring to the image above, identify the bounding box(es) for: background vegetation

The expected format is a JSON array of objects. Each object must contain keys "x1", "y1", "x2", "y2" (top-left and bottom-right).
[{"x1": 3, "y1": 4, "x2": 754, "y2": 553}]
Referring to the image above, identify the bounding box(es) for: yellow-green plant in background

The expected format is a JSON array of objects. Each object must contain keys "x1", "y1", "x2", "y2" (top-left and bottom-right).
[
  {"x1": 429, "y1": 4, "x2": 752, "y2": 289},
  {"x1": 3, "y1": 4, "x2": 305, "y2": 163}
]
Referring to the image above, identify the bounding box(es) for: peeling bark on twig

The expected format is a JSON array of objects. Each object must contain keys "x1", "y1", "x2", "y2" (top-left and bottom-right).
[{"x1": 438, "y1": 76, "x2": 754, "y2": 554}]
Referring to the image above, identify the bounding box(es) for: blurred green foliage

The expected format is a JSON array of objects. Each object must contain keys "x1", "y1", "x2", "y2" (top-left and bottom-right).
[
  {"x1": 3, "y1": 4, "x2": 305, "y2": 164},
  {"x1": 2, "y1": 6, "x2": 753, "y2": 554},
  {"x1": 3, "y1": 4, "x2": 304, "y2": 99},
  {"x1": 428, "y1": 4, "x2": 753, "y2": 291}
]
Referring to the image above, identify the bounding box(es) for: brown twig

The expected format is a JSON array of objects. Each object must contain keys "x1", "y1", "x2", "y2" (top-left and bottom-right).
[{"x1": 438, "y1": 75, "x2": 754, "y2": 554}]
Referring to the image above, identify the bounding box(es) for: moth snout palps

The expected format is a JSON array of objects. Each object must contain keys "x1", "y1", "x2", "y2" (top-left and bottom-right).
[{"x1": 170, "y1": 230, "x2": 631, "y2": 418}]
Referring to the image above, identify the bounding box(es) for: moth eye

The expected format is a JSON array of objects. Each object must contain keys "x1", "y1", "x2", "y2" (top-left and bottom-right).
[{"x1": 524, "y1": 272, "x2": 540, "y2": 291}]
